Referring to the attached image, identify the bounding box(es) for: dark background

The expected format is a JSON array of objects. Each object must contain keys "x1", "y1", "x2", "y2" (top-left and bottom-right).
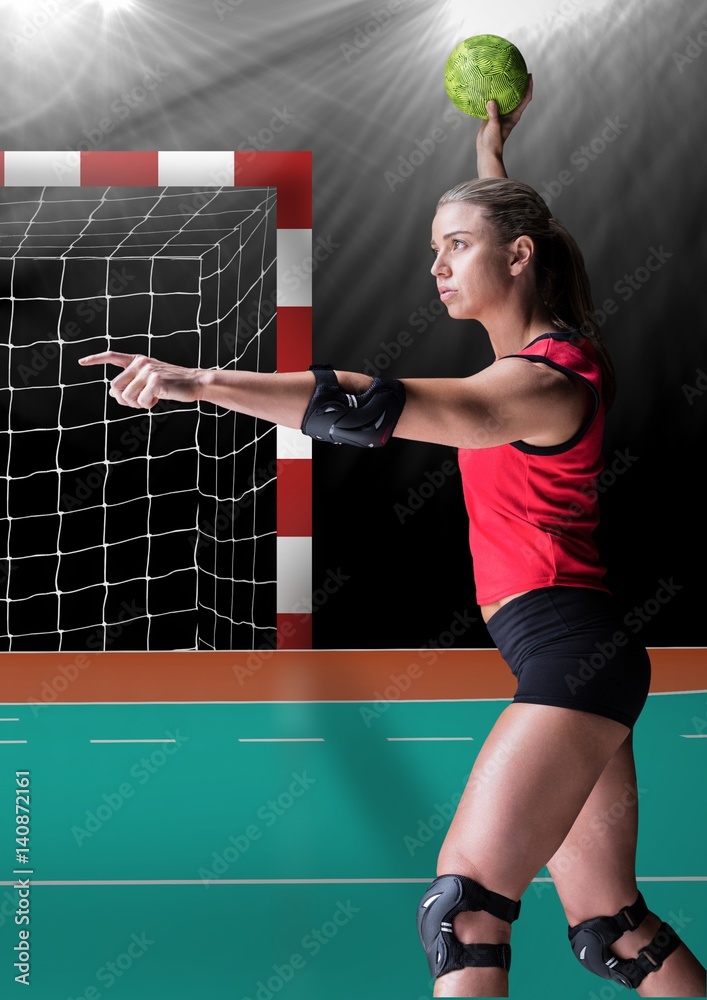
[{"x1": 0, "y1": 0, "x2": 705, "y2": 651}]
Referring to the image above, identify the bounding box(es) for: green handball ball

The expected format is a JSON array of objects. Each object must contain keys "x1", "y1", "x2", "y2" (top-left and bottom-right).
[{"x1": 445, "y1": 33, "x2": 529, "y2": 119}]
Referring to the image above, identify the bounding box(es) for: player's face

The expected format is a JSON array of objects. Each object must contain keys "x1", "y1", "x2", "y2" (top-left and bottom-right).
[{"x1": 430, "y1": 202, "x2": 510, "y2": 320}]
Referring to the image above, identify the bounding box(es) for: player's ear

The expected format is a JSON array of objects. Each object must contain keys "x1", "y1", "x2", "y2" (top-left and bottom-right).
[{"x1": 508, "y1": 235, "x2": 534, "y2": 275}]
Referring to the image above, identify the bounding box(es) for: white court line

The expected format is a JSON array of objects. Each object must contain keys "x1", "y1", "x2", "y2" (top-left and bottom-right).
[
  {"x1": 605, "y1": 877, "x2": 707, "y2": 882},
  {"x1": 0, "y1": 718, "x2": 19, "y2": 722},
  {"x1": 648, "y1": 690, "x2": 707, "y2": 697},
  {"x1": 0, "y1": 876, "x2": 704, "y2": 887},
  {"x1": 90, "y1": 739, "x2": 178, "y2": 744},
  {"x1": 12, "y1": 699, "x2": 512, "y2": 707},
  {"x1": 681, "y1": 735, "x2": 707, "y2": 739},
  {"x1": 387, "y1": 737, "x2": 474, "y2": 742},
  {"x1": 237, "y1": 738, "x2": 325, "y2": 743},
  {"x1": 5, "y1": 689, "x2": 706, "y2": 707},
  {"x1": 0, "y1": 740, "x2": 27, "y2": 744},
  {"x1": 530, "y1": 876, "x2": 707, "y2": 882}
]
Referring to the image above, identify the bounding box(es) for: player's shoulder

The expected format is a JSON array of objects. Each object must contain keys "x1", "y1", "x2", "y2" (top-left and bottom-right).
[
  {"x1": 462, "y1": 349, "x2": 586, "y2": 437},
  {"x1": 511, "y1": 328, "x2": 589, "y2": 358},
  {"x1": 496, "y1": 330, "x2": 596, "y2": 389},
  {"x1": 468, "y1": 351, "x2": 574, "y2": 400}
]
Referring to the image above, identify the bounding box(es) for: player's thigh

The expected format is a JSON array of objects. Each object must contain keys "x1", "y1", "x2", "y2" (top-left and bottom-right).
[
  {"x1": 546, "y1": 732, "x2": 641, "y2": 925},
  {"x1": 437, "y1": 701, "x2": 630, "y2": 900}
]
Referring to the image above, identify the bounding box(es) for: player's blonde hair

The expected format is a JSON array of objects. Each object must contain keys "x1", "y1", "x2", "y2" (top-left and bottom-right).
[{"x1": 436, "y1": 177, "x2": 616, "y2": 408}]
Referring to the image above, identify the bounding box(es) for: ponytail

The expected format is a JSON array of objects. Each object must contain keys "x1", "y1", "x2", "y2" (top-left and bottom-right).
[{"x1": 539, "y1": 217, "x2": 616, "y2": 409}]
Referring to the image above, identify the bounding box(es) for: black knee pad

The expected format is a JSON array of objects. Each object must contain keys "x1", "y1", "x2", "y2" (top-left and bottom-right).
[
  {"x1": 568, "y1": 892, "x2": 681, "y2": 989},
  {"x1": 417, "y1": 874, "x2": 521, "y2": 978}
]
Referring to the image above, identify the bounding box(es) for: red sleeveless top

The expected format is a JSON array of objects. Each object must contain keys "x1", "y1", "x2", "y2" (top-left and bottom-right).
[{"x1": 457, "y1": 330, "x2": 611, "y2": 605}]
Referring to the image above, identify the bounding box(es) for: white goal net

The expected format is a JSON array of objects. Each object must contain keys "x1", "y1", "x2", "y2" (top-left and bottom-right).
[{"x1": 0, "y1": 184, "x2": 277, "y2": 652}]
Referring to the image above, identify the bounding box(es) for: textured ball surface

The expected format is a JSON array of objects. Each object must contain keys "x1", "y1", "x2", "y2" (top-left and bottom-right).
[{"x1": 445, "y1": 34, "x2": 528, "y2": 119}]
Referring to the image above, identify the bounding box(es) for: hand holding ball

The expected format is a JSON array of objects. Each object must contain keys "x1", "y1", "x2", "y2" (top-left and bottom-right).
[{"x1": 445, "y1": 34, "x2": 529, "y2": 119}]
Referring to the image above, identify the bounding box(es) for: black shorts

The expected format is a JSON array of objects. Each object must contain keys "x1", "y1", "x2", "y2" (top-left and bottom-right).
[{"x1": 485, "y1": 586, "x2": 651, "y2": 729}]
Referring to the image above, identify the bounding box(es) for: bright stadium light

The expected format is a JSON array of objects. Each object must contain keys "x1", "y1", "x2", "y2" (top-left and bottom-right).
[{"x1": 4, "y1": 0, "x2": 151, "y2": 133}]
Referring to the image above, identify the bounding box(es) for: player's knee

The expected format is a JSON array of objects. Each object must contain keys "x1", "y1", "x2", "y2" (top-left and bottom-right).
[
  {"x1": 417, "y1": 873, "x2": 521, "y2": 979},
  {"x1": 567, "y1": 892, "x2": 682, "y2": 989},
  {"x1": 561, "y1": 882, "x2": 640, "y2": 930}
]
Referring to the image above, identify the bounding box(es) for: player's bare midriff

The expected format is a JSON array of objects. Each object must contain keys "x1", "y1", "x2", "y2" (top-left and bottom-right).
[{"x1": 480, "y1": 590, "x2": 532, "y2": 624}]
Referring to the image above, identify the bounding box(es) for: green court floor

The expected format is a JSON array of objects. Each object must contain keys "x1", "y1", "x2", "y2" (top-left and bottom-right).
[{"x1": 0, "y1": 692, "x2": 704, "y2": 999}]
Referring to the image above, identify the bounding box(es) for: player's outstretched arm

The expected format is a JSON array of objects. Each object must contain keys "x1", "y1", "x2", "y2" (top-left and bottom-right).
[
  {"x1": 476, "y1": 73, "x2": 533, "y2": 178},
  {"x1": 79, "y1": 347, "x2": 588, "y2": 452},
  {"x1": 79, "y1": 351, "x2": 319, "y2": 429}
]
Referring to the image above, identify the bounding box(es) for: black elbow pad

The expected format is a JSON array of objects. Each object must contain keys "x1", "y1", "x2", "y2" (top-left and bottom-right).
[{"x1": 301, "y1": 364, "x2": 406, "y2": 448}]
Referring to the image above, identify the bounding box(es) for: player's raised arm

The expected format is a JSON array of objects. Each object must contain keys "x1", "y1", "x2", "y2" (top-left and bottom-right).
[{"x1": 476, "y1": 73, "x2": 533, "y2": 178}]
